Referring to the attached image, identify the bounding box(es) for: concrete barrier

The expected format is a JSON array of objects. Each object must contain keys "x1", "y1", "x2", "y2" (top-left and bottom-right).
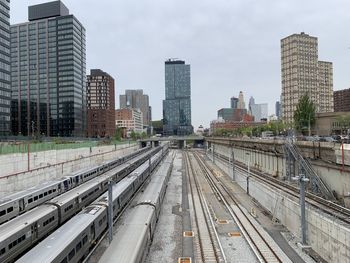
[{"x1": 0, "y1": 143, "x2": 137, "y2": 196}]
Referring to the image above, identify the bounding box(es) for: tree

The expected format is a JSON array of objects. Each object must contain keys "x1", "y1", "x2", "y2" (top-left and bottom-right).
[
  {"x1": 141, "y1": 132, "x2": 147, "y2": 139},
  {"x1": 114, "y1": 128, "x2": 123, "y2": 141},
  {"x1": 294, "y1": 94, "x2": 316, "y2": 135}
]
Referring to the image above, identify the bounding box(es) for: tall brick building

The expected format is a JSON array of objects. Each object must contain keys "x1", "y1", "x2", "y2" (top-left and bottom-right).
[
  {"x1": 334, "y1": 88, "x2": 350, "y2": 112},
  {"x1": 86, "y1": 69, "x2": 115, "y2": 137}
]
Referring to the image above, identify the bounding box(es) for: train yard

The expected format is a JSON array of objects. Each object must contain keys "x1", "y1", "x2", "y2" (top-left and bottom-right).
[{"x1": 1, "y1": 145, "x2": 348, "y2": 262}]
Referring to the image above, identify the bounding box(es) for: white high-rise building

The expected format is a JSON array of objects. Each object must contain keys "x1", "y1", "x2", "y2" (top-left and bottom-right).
[
  {"x1": 281, "y1": 32, "x2": 333, "y2": 123},
  {"x1": 237, "y1": 91, "x2": 246, "y2": 109}
]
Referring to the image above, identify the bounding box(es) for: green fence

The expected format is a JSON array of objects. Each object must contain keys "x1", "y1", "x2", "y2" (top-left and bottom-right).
[{"x1": 0, "y1": 140, "x2": 132, "y2": 155}]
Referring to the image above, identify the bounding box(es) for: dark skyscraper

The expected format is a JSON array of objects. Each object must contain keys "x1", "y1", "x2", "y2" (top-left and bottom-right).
[
  {"x1": 11, "y1": 1, "x2": 86, "y2": 137},
  {"x1": 275, "y1": 101, "x2": 281, "y2": 119},
  {"x1": 163, "y1": 59, "x2": 193, "y2": 136},
  {"x1": 0, "y1": 0, "x2": 10, "y2": 136},
  {"x1": 230, "y1": 97, "x2": 238, "y2": 109}
]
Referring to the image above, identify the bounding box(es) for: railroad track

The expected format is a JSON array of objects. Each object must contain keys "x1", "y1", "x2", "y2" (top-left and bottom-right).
[
  {"x1": 184, "y1": 152, "x2": 225, "y2": 263},
  {"x1": 212, "y1": 152, "x2": 350, "y2": 225},
  {"x1": 192, "y1": 151, "x2": 290, "y2": 263}
]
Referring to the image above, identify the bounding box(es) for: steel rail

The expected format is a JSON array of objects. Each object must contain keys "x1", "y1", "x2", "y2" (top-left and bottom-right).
[
  {"x1": 194, "y1": 152, "x2": 285, "y2": 263},
  {"x1": 185, "y1": 152, "x2": 223, "y2": 263}
]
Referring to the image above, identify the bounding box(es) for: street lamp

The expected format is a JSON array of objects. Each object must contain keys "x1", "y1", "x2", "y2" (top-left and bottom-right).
[{"x1": 292, "y1": 171, "x2": 310, "y2": 246}]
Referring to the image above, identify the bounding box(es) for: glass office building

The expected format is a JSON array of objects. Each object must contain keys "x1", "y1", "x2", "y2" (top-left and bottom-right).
[
  {"x1": 0, "y1": 0, "x2": 10, "y2": 136},
  {"x1": 11, "y1": 1, "x2": 86, "y2": 137},
  {"x1": 163, "y1": 59, "x2": 193, "y2": 136}
]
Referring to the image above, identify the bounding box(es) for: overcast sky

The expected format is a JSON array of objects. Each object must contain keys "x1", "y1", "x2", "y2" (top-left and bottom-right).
[{"x1": 11, "y1": 0, "x2": 350, "y2": 129}]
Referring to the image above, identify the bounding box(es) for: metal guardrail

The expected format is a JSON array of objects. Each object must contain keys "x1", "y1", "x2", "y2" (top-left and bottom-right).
[{"x1": 285, "y1": 140, "x2": 336, "y2": 201}]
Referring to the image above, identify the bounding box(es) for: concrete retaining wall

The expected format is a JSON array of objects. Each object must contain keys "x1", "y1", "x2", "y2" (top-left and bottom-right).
[
  {"x1": 211, "y1": 142, "x2": 350, "y2": 207},
  {"x1": 210, "y1": 152, "x2": 350, "y2": 263},
  {"x1": 0, "y1": 143, "x2": 137, "y2": 196}
]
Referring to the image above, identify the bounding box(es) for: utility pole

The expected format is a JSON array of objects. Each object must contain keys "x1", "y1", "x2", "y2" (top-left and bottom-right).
[
  {"x1": 231, "y1": 149, "x2": 235, "y2": 181},
  {"x1": 246, "y1": 152, "x2": 250, "y2": 195},
  {"x1": 292, "y1": 170, "x2": 309, "y2": 245},
  {"x1": 108, "y1": 180, "x2": 113, "y2": 243},
  {"x1": 212, "y1": 144, "x2": 215, "y2": 163}
]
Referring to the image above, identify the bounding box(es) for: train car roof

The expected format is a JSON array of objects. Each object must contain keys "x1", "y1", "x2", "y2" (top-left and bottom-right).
[
  {"x1": 16, "y1": 205, "x2": 105, "y2": 263},
  {"x1": 93, "y1": 175, "x2": 137, "y2": 205},
  {"x1": 48, "y1": 177, "x2": 105, "y2": 205},
  {"x1": 0, "y1": 204, "x2": 56, "y2": 241},
  {"x1": 98, "y1": 206, "x2": 154, "y2": 263}
]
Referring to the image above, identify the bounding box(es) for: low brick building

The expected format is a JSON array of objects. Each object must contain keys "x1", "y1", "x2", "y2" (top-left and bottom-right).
[{"x1": 115, "y1": 108, "x2": 143, "y2": 137}]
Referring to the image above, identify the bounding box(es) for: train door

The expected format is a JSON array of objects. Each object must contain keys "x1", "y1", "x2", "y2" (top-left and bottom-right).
[
  {"x1": 31, "y1": 222, "x2": 38, "y2": 241},
  {"x1": 75, "y1": 175, "x2": 79, "y2": 185},
  {"x1": 89, "y1": 224, "x2": 95, "y2": 243},
  {"x1": 58, "y1": 183, "x2": 62, "y2": 194},
  {"x1": 19, "y1": 199, "x2": 25, "y2": 212},
  {"x1": 63, "y1": 180, "x2": 69, "y2": 191}
]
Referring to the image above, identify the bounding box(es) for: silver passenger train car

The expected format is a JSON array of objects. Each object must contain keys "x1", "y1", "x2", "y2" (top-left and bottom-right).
[
  {"x1": 0, "y1": 145, "x2": 161, "y2": 263},
  {"x1": 16, "y1": 145, "x2": 169, "y2": 263},
  {"x1": 99, "y1": 153, "x2": 173, "y2": 263},
  {"x1": 0, "y1": 146, "x2": 150, "y2": 225}
]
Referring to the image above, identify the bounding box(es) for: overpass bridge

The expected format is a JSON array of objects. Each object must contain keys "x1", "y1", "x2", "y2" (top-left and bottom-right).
[{"x1": 139, "y1": 135, "x2": 205, "y2": 148}]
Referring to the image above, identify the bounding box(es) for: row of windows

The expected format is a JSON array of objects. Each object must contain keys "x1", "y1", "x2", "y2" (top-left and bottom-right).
[
  {"x1": 8, "y1": 234, "x2": 25, "y2": 250},
  {"x1": 0, "y1": 205, "x2": 12, "y2": 217},
  {"x1": 0, "y1": 106, "x2": 9, "y2": 113},
  {"x1": 0, "y1": 89, "x2": 9, "y2": 97},
  {"x1": 43, "y1": 216, "x2": 55, "y2": 227},
  {"x1": 0, "y1": 98, "x2": 9, "y2": 104},
  {"x1": 0, "y1": 10, "x2": 9, "y2": 23},
  {"x1": 64, "y1": 204, "x2": 73, "y2": 213},
  {"x1": 27, "y1": 188, "x2": 57, "y2": 204},
  {"x1": 0, "y1": 71, "x2": 9, "y2": 81}
]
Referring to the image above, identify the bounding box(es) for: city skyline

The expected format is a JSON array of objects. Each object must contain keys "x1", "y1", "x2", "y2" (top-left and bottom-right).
[{"x1": 10, "y1": 0, "x2": 350, "y2": 129}]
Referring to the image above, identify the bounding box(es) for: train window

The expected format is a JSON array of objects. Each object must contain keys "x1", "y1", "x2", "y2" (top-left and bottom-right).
[
  {"x1": 39, "y1": 194, "x2": 43, "y2": 198},
  {"x1": 18, "y1": 235, "x2": 25, "y2": 243},
  {"x1": 48, "y1": 190, "x2": 52, "y2": 194},
  {"x1": 28, "y1": 198, "x2": 33, "y2": 203},
  {"x1": 0, "y1": 247, "x2": 5, "y2": 256},
  {"x1": 7, "y1": 207, "x2": 13, "y2": 213},
  {"x1": 53, "y1": 189, "x2": 57, "y2": 192},
  {"x1": 76, "y1": 242, "x2": 82, "y2": 252},
  {"x1": 82, "y1": 235, "x2": 87, "y2": 245},
  {"x1": 60, "y1": 258, "x2": 67, "y2": 263},
  {"x1": 0, "y1": 210, "x2": 5, "y2": 216},
  {"x1": 34, "y1": 196, "x2": 38, "y2": 201},
  {"x1": 68, "y1": 249, "x2": 75, "y2": 260},
  {"x1": 99, "y1": 219, "x2": 102, "y2": 227},
  {"x1": 44, "y1": 192, "x2": 47, "y2": 196}
]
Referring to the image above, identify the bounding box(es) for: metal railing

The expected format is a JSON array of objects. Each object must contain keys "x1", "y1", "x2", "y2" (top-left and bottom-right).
[{"x1": 285, "y1": 139, "x2": 336, "y2": 201}]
